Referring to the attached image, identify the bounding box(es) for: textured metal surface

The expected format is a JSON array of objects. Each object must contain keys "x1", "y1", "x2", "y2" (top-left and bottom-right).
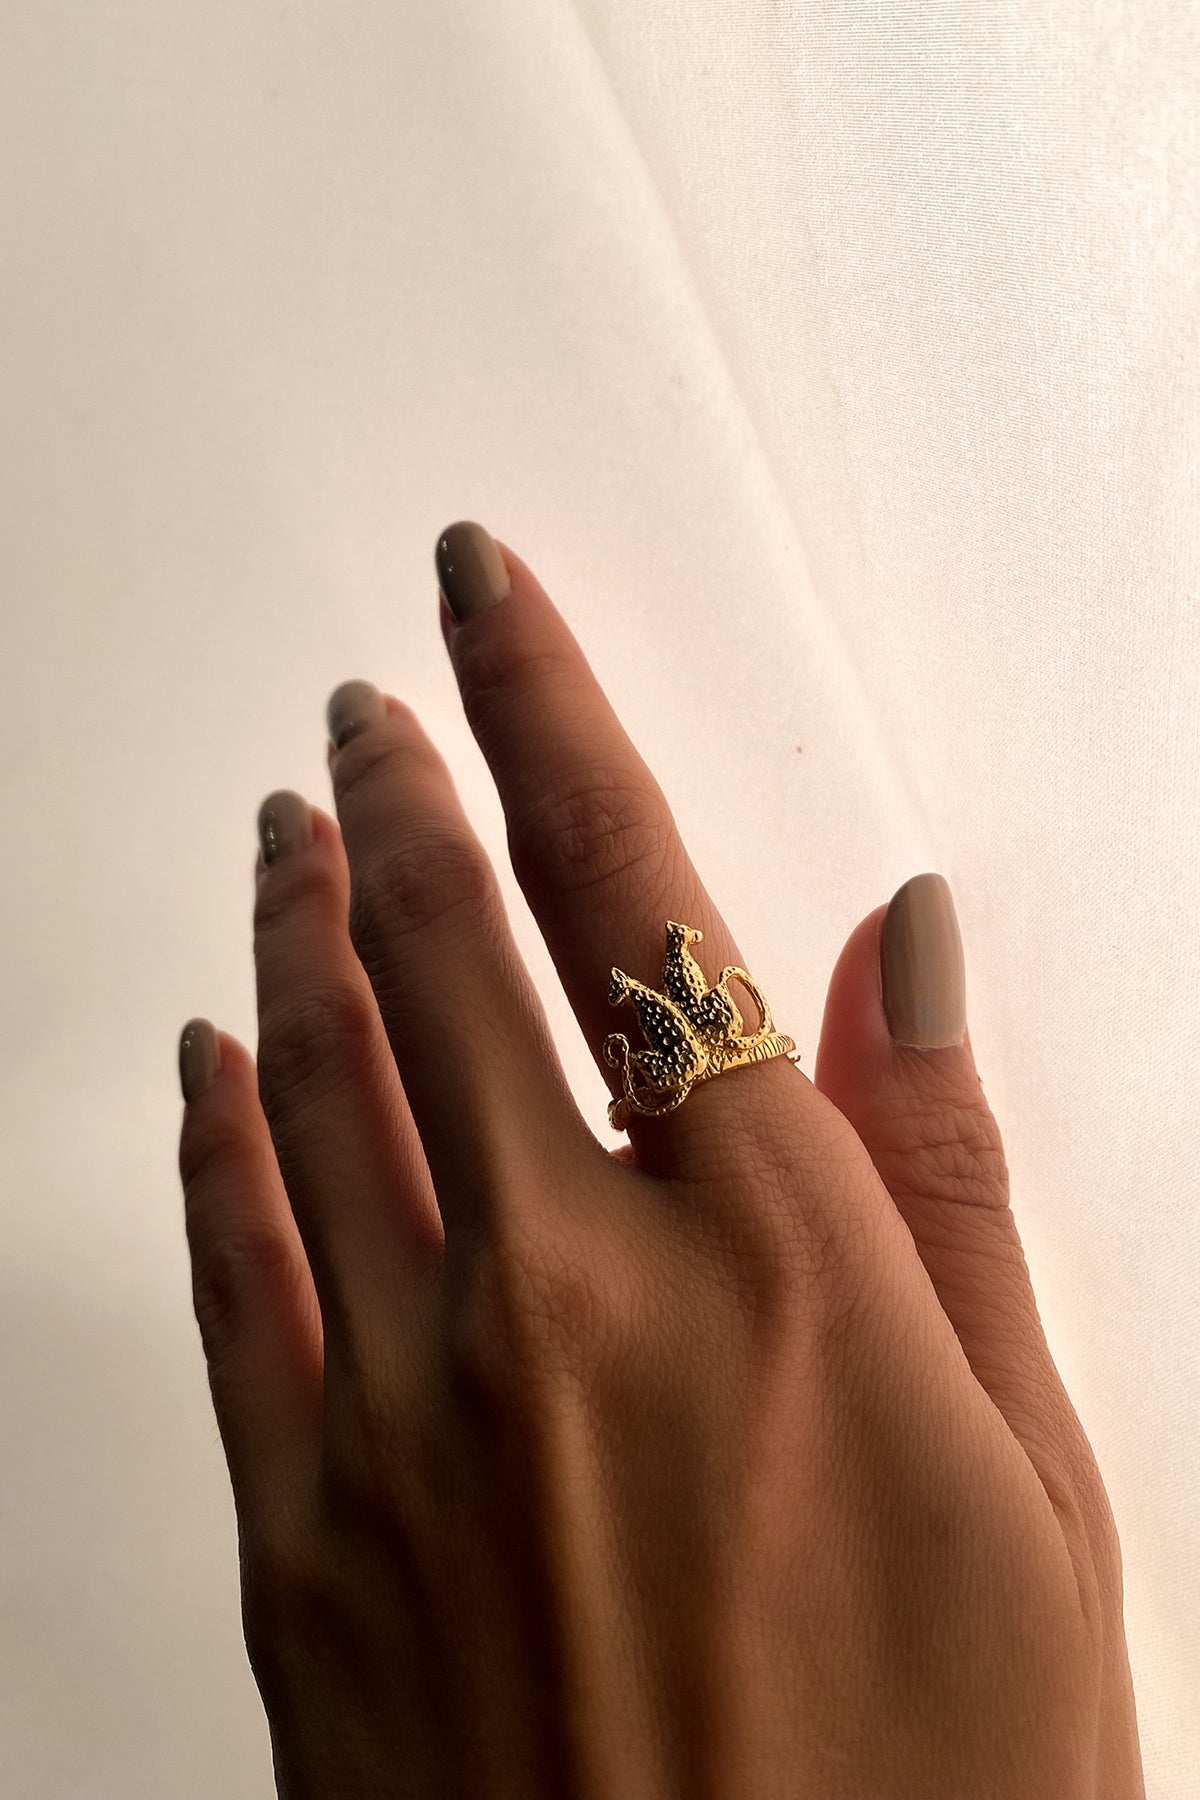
[{"x1": 603, "y1": 919, "x2": 800, "y2": 1130}]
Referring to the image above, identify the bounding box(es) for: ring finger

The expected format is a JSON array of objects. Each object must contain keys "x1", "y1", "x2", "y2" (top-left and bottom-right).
[{"x1": 320, "y1": 678, "x2": 600, "y2": 1245}]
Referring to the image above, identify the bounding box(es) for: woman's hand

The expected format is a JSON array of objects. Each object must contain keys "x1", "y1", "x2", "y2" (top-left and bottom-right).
[{"x1": 177, "y1": 523, "x2": 1144, "y2": 1798}]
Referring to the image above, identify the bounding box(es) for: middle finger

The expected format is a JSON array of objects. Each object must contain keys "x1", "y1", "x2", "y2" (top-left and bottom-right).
[{"x1": 435, "y1": 521, "x2": 811, "y2": 1187}]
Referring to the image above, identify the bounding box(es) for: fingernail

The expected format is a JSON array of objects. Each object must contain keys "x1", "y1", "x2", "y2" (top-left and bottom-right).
[
  {"x1": 179, "y1": 1017, "x2": 221, "y2": 1102},
  {"x1": 257, "y1": 789, "x2": 313, "y2": 866},
  {"x1": 327, "y1": 678, "x2": 387, "y2": 752},
  {"x1": 435, "y1": 520, "x2": 511, "y2": 623},
  {"x1": 880, "y1": 872, "x2": 966, "y2": 1049}
]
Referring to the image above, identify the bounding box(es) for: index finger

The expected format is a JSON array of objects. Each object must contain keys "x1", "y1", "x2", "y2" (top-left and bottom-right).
[{"x1": 436, "y1": 521, "x2": 808, "y2": 1186}]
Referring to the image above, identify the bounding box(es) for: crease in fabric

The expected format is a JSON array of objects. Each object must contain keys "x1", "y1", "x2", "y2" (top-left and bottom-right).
[{"x1": 555, "y1": 0, "x2": 942, "y2": 865}]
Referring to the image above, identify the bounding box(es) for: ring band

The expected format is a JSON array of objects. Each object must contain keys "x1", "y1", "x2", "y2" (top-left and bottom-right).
[{"x1": 603, "y1": 919, "x2": 801, "y2": 1131}]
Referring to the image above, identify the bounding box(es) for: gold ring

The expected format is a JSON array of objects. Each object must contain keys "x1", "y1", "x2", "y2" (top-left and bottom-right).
[{"x1": 602, "y1": 919, "x2": 801, "y2": 1132}]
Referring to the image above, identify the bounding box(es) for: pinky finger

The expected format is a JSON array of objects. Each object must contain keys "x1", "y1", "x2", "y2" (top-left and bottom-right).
[{"x1": 177, "y1": 1020, "x2": 325, "y2": 1546}]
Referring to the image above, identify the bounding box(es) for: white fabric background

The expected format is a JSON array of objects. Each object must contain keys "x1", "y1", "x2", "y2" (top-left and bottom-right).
[{"x1": 2, "y1": 2, "x2": 1196, "y2": 1792}]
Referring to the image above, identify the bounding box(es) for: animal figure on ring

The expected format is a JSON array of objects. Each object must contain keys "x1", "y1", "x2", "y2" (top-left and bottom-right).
[{"x1": 603, "y1": 920, "x2": 775, "y2": 1119}]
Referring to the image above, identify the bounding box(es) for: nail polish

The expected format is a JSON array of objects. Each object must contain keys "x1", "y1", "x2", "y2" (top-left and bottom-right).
[
  {"x1": 880, "y1": 872, "x2": 967, "y2": 1048},
  {"x1": 435, "y1": 521, "x2": 511, "y2": 622}
]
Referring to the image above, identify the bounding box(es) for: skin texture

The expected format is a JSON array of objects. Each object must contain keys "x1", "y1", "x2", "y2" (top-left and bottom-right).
[{"x1": 177, "y1": 539, "x2": 1145, "y2": 1799}]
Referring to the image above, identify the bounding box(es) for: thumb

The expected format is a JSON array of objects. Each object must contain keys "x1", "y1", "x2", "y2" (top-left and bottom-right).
[{"x1": 813, "y1": 874, "x2": 1095, "y2": 1518}]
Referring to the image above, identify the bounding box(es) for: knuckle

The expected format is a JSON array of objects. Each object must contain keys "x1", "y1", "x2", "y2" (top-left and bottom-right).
[
  {"x1": 456, "y1": 635, "x2": 575, "y2": 746},
  {"x1": 349, "y1": 827, "x2": 499, "y2": 955},
  {"x1": 445, "y1": 1258, "x2": 533, "y2": 1402},
  {"x1": 239, "y1": 1522, "x2": 327, "y2": 1673},
  {"x1": 331, "y1": 713, "x2": 419, "y2": 806},
  {"x1": 508, "y1": 765, "x2": 674, "y2": 901},
  {"x1": 321, "y1": 1327, "x2": 433, "y2": 1501},
  {"x1": 887, "y1": 1092, "x2": 1011, "y2": 1210},
  {"x1": 257, "y1": 979, "x2": 378, "y2": 1119},
  {"x1": 446, "y1": 1230, "x2": 595, "y2": 1404},
  {"x1": 191, "y1": 1221, "x2": 301, "y2": 1353},
  {"x1": 686, "y1": 1111, "x2": 872, "y2": 1296},
  {"x1": 320, "y1": 1387, "x2": 419, "y2": 1535}
]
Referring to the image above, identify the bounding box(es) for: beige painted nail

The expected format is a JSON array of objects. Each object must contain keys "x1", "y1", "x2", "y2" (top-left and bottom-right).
[
  {"x1": 327, "y1": 678, "x2": 387, "y2": 752},
  {"x1": 257, "y1": 789, "x2": 313, "y2": 866},
  {"x1": 179, "y1": 1017, "x2": 221, "y2": 1102},
  {"x1": 435, "y1": 520, "x2": 512, "y2": 622},
  {"x1": 880, "y1": 872, "x2": 966, "y2": 1048}
]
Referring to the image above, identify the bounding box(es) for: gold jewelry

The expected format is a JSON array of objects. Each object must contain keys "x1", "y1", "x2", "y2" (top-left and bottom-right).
[{"x1": 603, "y1": 919, "x2": 801, "y2": 1131}]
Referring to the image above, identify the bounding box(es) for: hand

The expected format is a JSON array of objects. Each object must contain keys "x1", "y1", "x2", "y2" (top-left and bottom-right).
[{"x1": 177, "y1": 523, "x2": 1144, "y2": 1798}]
